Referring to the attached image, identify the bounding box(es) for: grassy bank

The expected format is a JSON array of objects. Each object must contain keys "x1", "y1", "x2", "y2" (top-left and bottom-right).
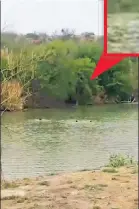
[{"x1": 2, "y1": 155, "x2": 138, "y2": 209}]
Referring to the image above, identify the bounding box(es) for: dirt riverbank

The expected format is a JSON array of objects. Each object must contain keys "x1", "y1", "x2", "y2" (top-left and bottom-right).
[{"x1": 1, "y1": 166, "x2": 138, "y2": 209}]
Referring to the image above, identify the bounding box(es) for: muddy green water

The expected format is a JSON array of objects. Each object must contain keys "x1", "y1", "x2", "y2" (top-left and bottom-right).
[{"x1": 1, "y1": 104, "x2": 138, "y2": 180}]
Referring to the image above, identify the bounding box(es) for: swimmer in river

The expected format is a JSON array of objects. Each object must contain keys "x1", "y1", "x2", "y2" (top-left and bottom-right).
[
  {"x1": 76, "y1": 120, "x2": 78, "y2": 122},
  {"x1": 90, "y1": 120, "x2": 92, "y2": 122},
  {"x1": 39, "y1": 118, "x2": 42, "y2": 121},
  {"x1": 130, "y1": 94, "x2": 135, "y2": 103}
]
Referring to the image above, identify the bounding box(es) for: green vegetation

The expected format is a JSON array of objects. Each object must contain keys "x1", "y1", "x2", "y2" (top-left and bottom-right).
[
  {"x1": 108, "y1": 0, "x2": 139, "y2": 13},
  {"x1": 107, "y1": 154, "x2": 137, "y2": 168},
  {"x1": 1, "y1": 32, "x2": 138, "y2": 110},
  {"x1": 102, "y1": 168, "x2": 118, "y2": 173},
  {"x1": 102, "y1": 154, "x2": 137, "y2": 173}
]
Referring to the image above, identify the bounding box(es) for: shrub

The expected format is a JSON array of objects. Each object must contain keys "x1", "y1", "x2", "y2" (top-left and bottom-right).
[{"x1": 107, "y1": 154, "x2": 136, "y2": 168}]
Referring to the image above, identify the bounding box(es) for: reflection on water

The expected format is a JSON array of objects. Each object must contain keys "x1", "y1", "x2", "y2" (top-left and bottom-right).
[{"x1": 2, "y1": 104, "x2": 138, "y2": 180}]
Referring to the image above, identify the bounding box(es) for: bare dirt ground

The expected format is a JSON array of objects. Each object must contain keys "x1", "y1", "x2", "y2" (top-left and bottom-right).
[{"x1": 1, "y1": 166, "x2": 138, "y2": 209}]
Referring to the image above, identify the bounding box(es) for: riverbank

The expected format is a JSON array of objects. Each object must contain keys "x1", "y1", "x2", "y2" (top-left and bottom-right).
[
  {"x1": 1, "y1": 80, "x2": 138, "y2": 112},
  {"x1": 1, "y1": 94, "x2": 138, "y2": 113},
  {"x1": 1, "y1": 165, "x2": 138, "y2": 209}
]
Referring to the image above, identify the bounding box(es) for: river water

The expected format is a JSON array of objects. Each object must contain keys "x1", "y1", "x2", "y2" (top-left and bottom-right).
[{"x1": 1, "y1": 104, "x2": 138, "y2": 180}]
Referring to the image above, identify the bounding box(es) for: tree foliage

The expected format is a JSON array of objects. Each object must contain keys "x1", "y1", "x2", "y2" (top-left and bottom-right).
[{"x1": 1, "y1": 33, "x2": 138, "y2": 107}]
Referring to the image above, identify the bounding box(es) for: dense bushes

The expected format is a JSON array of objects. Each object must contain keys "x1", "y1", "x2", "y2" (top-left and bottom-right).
[{"x1": 1, "y1": 38, "x2": 138, "y2": 109}]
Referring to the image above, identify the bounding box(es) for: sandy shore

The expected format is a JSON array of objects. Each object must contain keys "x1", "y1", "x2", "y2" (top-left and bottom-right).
[{"x1": 1, "y1": 166, "x2": 138, "y2": 209}]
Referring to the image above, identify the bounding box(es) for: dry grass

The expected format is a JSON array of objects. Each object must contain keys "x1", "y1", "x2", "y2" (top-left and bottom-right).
[
  {"x1": 102, "y1": 168, "x2": 118, "y2": 173},
  {"x1": 1, "y1": 49, "x2": 36, "y2": 112},
  {"x1": 1, "y1": 80, "x2": 24, "y2": 111}
]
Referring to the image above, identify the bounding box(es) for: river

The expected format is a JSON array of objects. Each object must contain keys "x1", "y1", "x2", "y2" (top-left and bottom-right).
[{"x1": 1, "y1": 104, "x2": 138, "y2": 180}]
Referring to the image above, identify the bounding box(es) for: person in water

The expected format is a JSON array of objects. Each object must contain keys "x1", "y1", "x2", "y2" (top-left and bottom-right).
[{"x1": 130, "y1": 94, "x2": 135, "y2": 103}]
